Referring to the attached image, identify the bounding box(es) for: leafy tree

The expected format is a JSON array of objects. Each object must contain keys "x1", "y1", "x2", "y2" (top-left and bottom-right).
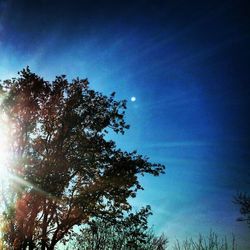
[
  {"x1": 0, "y1": 68, "x2": 165, "y2": 249},
  {"x1": 68, "y1": 206, "x2": 168, "y2": 250},
  {"x1": 234, "y1": 192, "x2": 250, "y2": 227}
]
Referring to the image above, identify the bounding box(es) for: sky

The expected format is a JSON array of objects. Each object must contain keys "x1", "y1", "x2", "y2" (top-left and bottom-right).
[{"x1": 0, "y1": 0, "x2": 250, "y2": 248}]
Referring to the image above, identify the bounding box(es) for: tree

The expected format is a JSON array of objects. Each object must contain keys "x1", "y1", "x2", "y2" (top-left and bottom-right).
[
  {"x1": 0, "y1": 68, "x2": 165, "y2": 249},
  {"x1": 173, "y1": 231, "x2": 237, "y2": 250},
  {"x1": 69, "y1": 206, "x2": 168, "y2": 250},
  {"x1": 234, "y1": 192, "x2": 250, "y2": 227}
]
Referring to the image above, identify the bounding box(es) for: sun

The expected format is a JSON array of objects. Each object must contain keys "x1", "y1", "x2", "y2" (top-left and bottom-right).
[{"x1": 0, "y1": 112, "x2": 12, "y2": 182}]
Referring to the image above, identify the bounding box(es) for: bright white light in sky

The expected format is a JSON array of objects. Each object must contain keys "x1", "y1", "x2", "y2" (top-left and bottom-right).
[
  {"x1": 0, "y1": 112, "x2": 11, "y2": 182},
  {"x1": 131, "y1": 96, "x2": 136, "y2": 102}
]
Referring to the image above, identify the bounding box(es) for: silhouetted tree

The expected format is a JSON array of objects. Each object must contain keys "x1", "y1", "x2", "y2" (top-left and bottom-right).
[
  {"x1": 68, "y1": 206, "x2": 168, "y2": 250},
  {"x1": 173, "y1": 231, "x2": 237, "y2": 250},
  {"x1": 0, "y1": 68, "x2": 165, "y2": 249},
  {"x1": 234, "y1": 192, "x2": 250, "y2": 227}
]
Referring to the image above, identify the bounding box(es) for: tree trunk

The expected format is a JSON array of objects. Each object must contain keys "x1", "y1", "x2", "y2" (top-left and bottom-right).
[
  {"x1": 41, "y1": 239, "x2": 46, "y2": 250},
  {"x1": 47, "y1": 243, "x2": 55, "y2": 250},
  {"x1": 28, "y1": 239, "x2": 34, "y2": 250},
  {"x1": 41, "y1": 199, "x2": 48, "y2": 250},
  {"x1": 22, "y1": 239, "x2": 28, "y2": 250}
]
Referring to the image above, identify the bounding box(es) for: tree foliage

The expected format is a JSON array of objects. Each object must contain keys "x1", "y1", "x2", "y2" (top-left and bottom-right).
[
  {"x1": 0, "y1": 68, "x2": 165, "y2": 249},
  {"x1": 234, "y1": 192, "x2": 250, "y2": 227},
  {"x1": 69, "y1": 206, "x2": 168, "y2": 250}
]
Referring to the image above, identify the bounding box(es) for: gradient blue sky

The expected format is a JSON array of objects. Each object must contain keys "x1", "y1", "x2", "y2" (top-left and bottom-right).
[{"x1": 0, "y1": 0, "x2": 250, "y2": 248}]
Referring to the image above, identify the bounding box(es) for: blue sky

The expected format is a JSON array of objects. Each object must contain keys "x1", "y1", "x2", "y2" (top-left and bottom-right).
[{"x1": 0, "y1": 0, "x2": 250, "y2": 247}]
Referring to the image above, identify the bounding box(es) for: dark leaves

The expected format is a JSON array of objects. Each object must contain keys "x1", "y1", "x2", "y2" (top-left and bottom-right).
[
  {"x1": 234, "y1": 192, "x2": 250, "y2": 226},
  {"x1": 0, "y1": 68, "x2": 165, "y2": 249}
]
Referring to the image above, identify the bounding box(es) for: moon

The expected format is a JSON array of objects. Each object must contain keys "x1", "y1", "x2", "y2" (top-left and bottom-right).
[{"x1": 131, "y1": 96, "x2": 136, "y2": 102}]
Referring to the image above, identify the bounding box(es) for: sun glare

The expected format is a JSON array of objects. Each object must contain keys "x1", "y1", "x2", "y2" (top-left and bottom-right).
[{"x1": 0, "y1": 112, "x2": 11, "y2": 182}]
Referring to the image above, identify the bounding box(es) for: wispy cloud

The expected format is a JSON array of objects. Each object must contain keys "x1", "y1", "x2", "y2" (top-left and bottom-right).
[
  {"x1": 141, "y1": 139, "x2": 249, "y2": 149},
  {"x1": 142, "y1": 140, "x2": 215, "y2": 148}
]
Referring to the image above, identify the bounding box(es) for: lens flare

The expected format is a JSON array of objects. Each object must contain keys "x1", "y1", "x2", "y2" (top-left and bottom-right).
[{"x1": 0, "y1": 112, "x2": 11, "y2": 182}]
